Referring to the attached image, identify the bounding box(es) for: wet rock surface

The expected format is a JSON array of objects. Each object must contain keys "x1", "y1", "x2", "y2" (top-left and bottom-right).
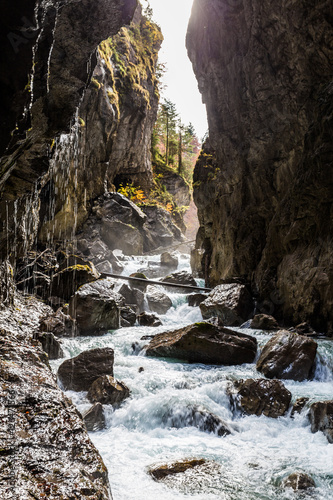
[
  {"x1": 39, "y1": 308, "x2": 76, "y2": 338},
  {"x1": 256, "y1": 331, "x2": 317, "y2": 382},
  {"x1": 200, "y1": 284, "x2": 254, "y2": 326},
  {"x1": 250, "y1": 314, "x2": 279, "y2": 331},
  {"x1": 68, "y1": 279, "x2": 122, "y2": 335},
  {"x1": 51, "y1": 264, "x2": 100, "y2": 302},
  {"x1": 188, "y1": 293, "x2": 208, "y2": 307},
  {"x1": 309, "y1": 400, "x2": 333, "y2": 443},
  {"x1": 57, "y1": 348, "x2": 114, "y2": 392},
  {"x1": 163, "y1": 404, "x2": 231, "y2": 436},
  {"x1": 187, "y1": 0, "x2": 333, "y2": 332},
  {"x1": 87, "y1": 375, "x2": 130, "y2": 406},
  {"x1": 284, "y1": 472, "x2": 315, "y2": 491},
  {"x1": 83, "y1": 403, "x2": 106, "y2": 432},
  {"x1": 35, "y1": 331, "x2": 64, "y2": 360},
  {"x1": 138, "y1": 311, "x2": 162, "y2": 327},
  {"x1": 146, "y1": 285, "x2": 173, "y2": 315},
  {"x1": 0, "y1": 294, "x2": 112, "y2": 499},
  {"x1": 161, "y1": 252, "x2": 179, "y2": 269},
  {"x1": 149, "y1": 459, "x2": 206, "y2": 481},
  {"x1": 145, "y1": 322, "x2": 257, "y2": 365},
  {"x1": 230, "y1": 379, "x2": 292, "y2": 418}
]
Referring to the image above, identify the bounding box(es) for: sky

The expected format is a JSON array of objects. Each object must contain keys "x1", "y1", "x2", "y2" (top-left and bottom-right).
[{"x1": 147, "y1": 0, "x2": 208, "y2": 141}]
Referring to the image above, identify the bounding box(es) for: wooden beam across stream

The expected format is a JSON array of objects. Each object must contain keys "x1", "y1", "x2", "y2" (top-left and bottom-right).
[{"x1": 99, "y1": 272, "x2": 212, "y2": 293}]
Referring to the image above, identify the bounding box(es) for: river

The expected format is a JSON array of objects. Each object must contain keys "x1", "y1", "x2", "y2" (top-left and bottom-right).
[{"x1": 52, "y1": 252, "x2": 333, "y2": 500}]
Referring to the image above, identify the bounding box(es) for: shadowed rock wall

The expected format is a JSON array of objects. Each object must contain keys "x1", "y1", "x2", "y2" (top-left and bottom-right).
[
  {"x1": 187, "y1": 0, "x2": 333, "y2": 331},
  {"x1": 0, "y1": 0, "x2": 137, "y2": 260}
]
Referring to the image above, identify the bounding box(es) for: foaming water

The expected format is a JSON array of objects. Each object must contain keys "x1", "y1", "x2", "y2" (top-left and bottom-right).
[{"x1": 52, "y1": 252, "x2": 333, "y2": 500}]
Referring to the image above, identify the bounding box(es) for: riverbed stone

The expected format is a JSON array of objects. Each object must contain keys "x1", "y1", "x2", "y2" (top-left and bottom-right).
[
  {"x1": 120, "y1": 305, "x2": 136, "y2": 327},
  {"x1": 230, "y1": 378, "x2": 292, "y2": 418},
  {"x1": 138, "y1": 311, "x2": 162, "y2": 327},
  {"x1": 68, "y1": 279, "x2": 123, "y2": 335},
  {"x1": 200, "y1": 283, "x2": 254, "y2": 326},
  {"x1": 146, "y1": 285, "x2": 173, "y2": 315},
  {"x1": 291, "y1": 397, "x2": 309, "y2": 417},
  {"x1": 118, "y1": 283, "x2": 145, "y2": 311},
  {"x1": 188, "y1": 293, "x2": 208, "y2": 307},
  {"x1": 250, "y1": 314, "x2": 279, "y2": 331},
  {"x1": 163, "y1": 270, "x2": 197, "y2": 290},
  {"x1": 161, "y1": 252, "x2": 178, "y2": 269},
  {"x1": 149, "y1": 459, "x2": 206, "y2": 480},
  {"x1": 284, "y1": 472, "x2": 315, "y2": 490},
  {"x1": 87, "y1": 375, "x2": 130, "y2": 406},
  {"x1": 57, "y1": 347, "x2": 114, "y2": 391},
  {"x1": 309, "y1": 400, "x2": 333, "y2": 443},
  {"x1": 256, "y1": 331, "x2": 317, "y2": 381},
  {"x1": 83, "y1": 403, "x2": 106, "y2": 431},
  {"x1": 144, "y1": 322, "x2": 257, "y2": 365}
]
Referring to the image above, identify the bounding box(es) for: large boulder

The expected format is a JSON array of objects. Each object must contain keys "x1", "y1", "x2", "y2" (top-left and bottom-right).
[
  {"x1": 230, "y1": 379, "x2": 291, "y2": 418},
  {"x1": 83, "y1": 403, "x2": 106, "y2": 432},
  {"x1": 101, "y1": 219, "x2": 144, "y2": 255},
  {"x1": 144, "y1": 322, "x2": 257, "y2": 365},
  {"x1": 309, "y1": 401, "x2": 333, "y2": 443},
  {"x1": 68, "y1": 279, "x2": 123, "y2": 335},
  {"x1": 146, "y1": 286, "x2": 173, "y2": 315},
  {"x1": 200, "y1": 284, "x2": 254, "y2": 326},
  {"x1": 188, "y1": 293, "x2": 207, "y2": 307},
  {"x1": 163, "y1": 270, "x2": 197, "y2": 288},
  {"x1": 87, "y1": 375, "x2": 130, "y2": 406},
  {"x1": 57, "y1": 347, "x2": 114, "y2": 391},
  {"x1": 118, "y1": 283, "x2": 145, "y2": 312},
  {"x1": 141, "y1": 205, "x2": 183, "y2": 251},
  {"x1": 250, "y1": 314, "x2": 279, "y2": 331},
  {"x1": 256, "y1": 331, "x2": 317, "y2": 381}
]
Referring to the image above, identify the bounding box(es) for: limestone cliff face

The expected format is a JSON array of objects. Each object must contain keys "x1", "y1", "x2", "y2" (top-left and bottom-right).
[
  {"x1": 38, "y1": 5, "x2": 162, "y2": 244},
  {"x1": 0, "y1": 0, "x2": 137, "y2": 260},
  {"x1": 187, "y1": 0, "x2": 333, "y2": 331}
]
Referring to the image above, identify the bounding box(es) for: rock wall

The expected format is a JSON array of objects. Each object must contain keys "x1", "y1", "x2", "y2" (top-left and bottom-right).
[
  {"x1": 0, "y1": 0, "x2": 137, "y2": 261},
  {"x1": 187, "y1": 0, "x2": 333, "y2": 331},
  {"x1": 38, "y1": 5, "x2": 163, "y2": 244}
]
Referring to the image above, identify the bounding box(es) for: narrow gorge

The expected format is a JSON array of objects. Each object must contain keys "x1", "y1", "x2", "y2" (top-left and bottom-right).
[{"x1": 1, "y1": 0, "x2": 332, "y2": 499}]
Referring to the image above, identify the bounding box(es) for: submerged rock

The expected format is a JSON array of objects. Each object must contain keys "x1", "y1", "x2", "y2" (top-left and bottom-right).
[
  {"x1": 163, "y1": 404, "x2": 231, "y2": 436},
  {"x1": 144, "y1": 322, "x2": 257, "y2": 365},
  {"x1": 256, "y1": 331, "x2": 317, "y2": 381},
  {"x1": 57, "y1": 347, "x2": 114, "y2": 392},
  {"x1": 284, "y1": 472, "x2": 315, "y2": 490},
  {"x1": 230, "y1": 379, "x2": 291, "y2": 418},
  {"x1": 200, "y1": 284, "x2": 254, "y2": 326},
  {"x1": 291, "y1": 397, "x2": 310, "y2": 417},
  {"x1": 87, "y1": 375, "x2": 130, "y2": 406},
  {"x1": 309, "y1": 400, "x2": 333, "y2": 443},
  {"x1": 83, "y1": 402, "x2": 106, "y2": 432},
  {"x1": 149, "y1": 459, "x2": 206, "y2": 481},
  {"x1": 250, "y1": 314, "x2": 279, "y2": 331},
  {"x1": 68, "y1": 279, "x2": 123, "y2": 335},
  {"x1": 146, "y1": 286, "x2": 173, "y2": 315}
]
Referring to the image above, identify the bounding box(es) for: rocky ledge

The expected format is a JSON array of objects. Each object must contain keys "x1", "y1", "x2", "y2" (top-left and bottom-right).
[{"x1": 0, "y1": 293, "x2": 112, "y2": 499}]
